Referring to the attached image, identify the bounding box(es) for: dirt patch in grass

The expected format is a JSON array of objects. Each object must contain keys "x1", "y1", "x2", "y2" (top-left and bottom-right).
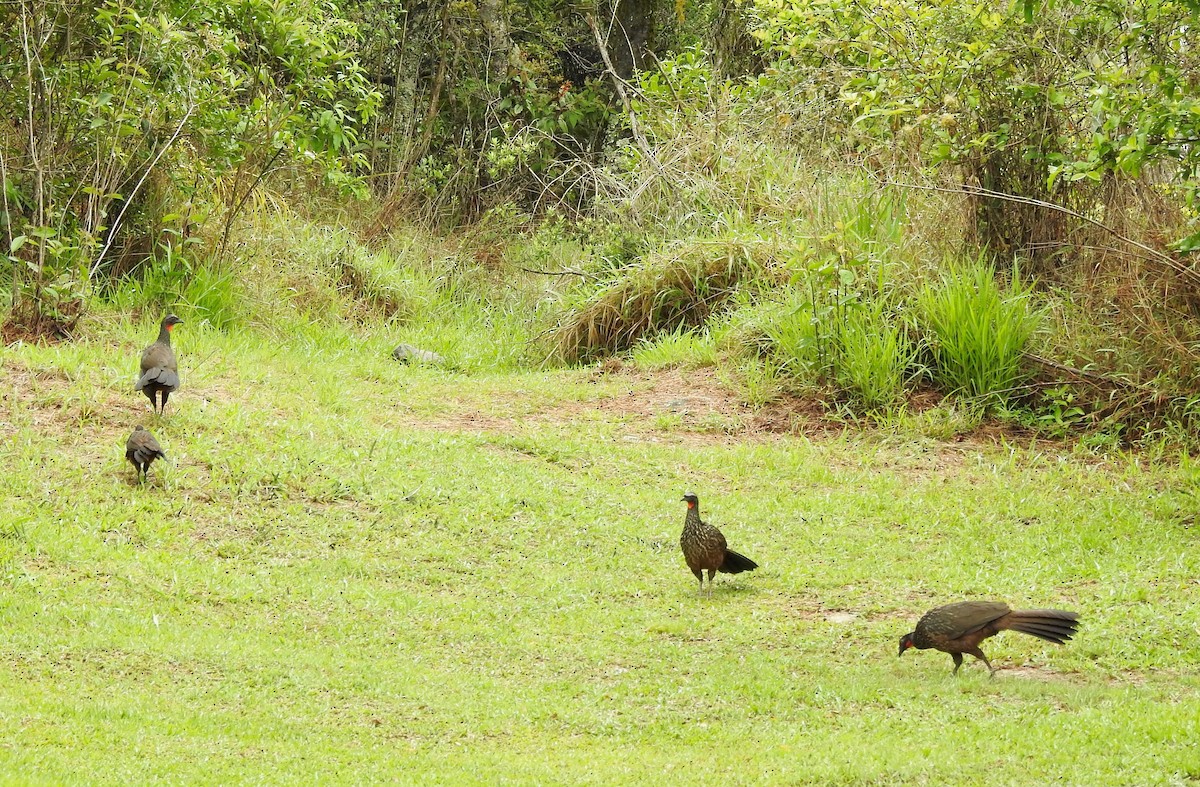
[
  {"x1": 406, "y1": 367, "x2": 836, "y2": 446},
  {"x1": 570, "y1": 367, "x2": 750, "y2": 429},
  {"x1": 0, "y1": 363, "x2": 147, "y2": 443},
  {"x1": 1000, "y1": 665, "x2": 1073, "y2": 682},
  {"x1": 751, "y1": 397, "x2": 847, "y2": 438}
]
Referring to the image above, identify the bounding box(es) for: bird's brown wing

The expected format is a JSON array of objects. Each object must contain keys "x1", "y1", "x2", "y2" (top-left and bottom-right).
[
  {"x1": 925, "y1": 601, "x2": 1012, "y2": 639},
  {"x1": 140, "y1": 343, "x2": 177, "y2": 373},
  {"x1": 707, "y1": 521, "x2": 728, "y2": 554},
  {"x1": 126, "y1": 430, "x2": 164, "y2": 460}
]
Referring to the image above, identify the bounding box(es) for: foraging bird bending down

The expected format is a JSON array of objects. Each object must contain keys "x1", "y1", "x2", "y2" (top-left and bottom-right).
[
  {"x1": 125, "y1": 426, "x2": 166, "y2": 482},
  {"x1": 899, "y1": 601, "x2": 1080, "y2": 675},
  {"x1": 679, "y1": 492, "x2": 758, "y2": 594},
  {"x1": 136, "y1": 314, "x2": 182, "y2": 414}
]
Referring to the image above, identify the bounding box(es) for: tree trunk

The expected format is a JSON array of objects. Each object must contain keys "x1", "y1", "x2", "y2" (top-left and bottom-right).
[
  {"x1": 479, "y1": 0, "x2": 520, "y2": 85},
  {"x1": 599, "y1": 0, "x2": 655, "y2": 80}
]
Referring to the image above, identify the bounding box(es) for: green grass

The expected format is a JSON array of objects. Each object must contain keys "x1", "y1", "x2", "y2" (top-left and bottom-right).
[
  {"x1": 631, "y1": 327, "x2": 718, "y2": 369},
  {"x1": 835, "y1": 302, "x2": 918, "y2": 411},
  {"x1": 1, "y1": 315, "x2": 1199, "y2": 784}
]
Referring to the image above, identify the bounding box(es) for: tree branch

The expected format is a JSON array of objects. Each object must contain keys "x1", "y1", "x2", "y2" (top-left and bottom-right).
[{"x1": 88, "y1": 104, "x2": 194, "y2": 281}]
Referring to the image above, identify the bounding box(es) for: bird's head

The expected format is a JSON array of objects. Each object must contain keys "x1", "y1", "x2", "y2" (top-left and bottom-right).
[
  {"x1": 681, "y1": 492, "x2": 699, "y2": 509},
  {"x1": 162, "y1": 314, "x2": 183, "y2": 332},
  {"x1": 898, "y1": 632, "x2": 916, "y2": 657},
  {"x1": 134, "y1": 425, "x2": 146, "y2": 432}
]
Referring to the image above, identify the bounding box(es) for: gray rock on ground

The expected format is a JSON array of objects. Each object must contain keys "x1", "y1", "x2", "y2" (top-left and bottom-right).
[{"x1": 391, "y1": 343, "x2": 445, "y2": 365}]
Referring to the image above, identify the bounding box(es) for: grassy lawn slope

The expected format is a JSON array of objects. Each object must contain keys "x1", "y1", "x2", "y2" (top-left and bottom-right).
[{"x1": 1, "y1": 319, "x2": 1198, "y2": 784}]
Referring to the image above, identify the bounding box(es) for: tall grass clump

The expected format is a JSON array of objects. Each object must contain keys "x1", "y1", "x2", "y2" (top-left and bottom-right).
[
  {"x1": 108, "y1": 251, "x2": 245, "y2": 331},
  {"x1": 835, "y1": 303, "x2": 918, "y2": 411},
  {"x1": 545, "y1": 236, "x2": 775, "y2": 363},
  {"x1": 750, "y1": 287, "x2": 821, "y2": 379},
  {"x1": 920, "y1": 260, "x2": 1041, "y2": 407},
  {"x1": 721, "y1": 285, "x2": 918, "y2": 412}
]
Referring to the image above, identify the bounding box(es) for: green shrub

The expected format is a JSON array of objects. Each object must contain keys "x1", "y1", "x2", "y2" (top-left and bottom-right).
[
  {"x1": 110, "y1": 247, "x2": 244, "y2": 330},
  {"x1": 181, "y1": 265, "x2": 243, "y2": 331}
]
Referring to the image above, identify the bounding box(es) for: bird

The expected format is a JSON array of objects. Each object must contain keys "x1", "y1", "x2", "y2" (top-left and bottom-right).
[
  {"x1": 125, "y1": 425, "x2": 166, "y2": 482},
  {"x1": 898, "y1": 600, "x2": 1080, "y2": 675},
  {"x1": 679, "y1": 492, "x2": 759, "y2": 595},
  {"x1": 135, "y1": 314, "x2": 183, "y2": 414}
]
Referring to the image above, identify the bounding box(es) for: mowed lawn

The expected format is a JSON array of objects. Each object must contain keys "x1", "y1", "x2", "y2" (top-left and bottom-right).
[{"x1": 1, "y1": 320, "x2": 1198, "y2": 784}]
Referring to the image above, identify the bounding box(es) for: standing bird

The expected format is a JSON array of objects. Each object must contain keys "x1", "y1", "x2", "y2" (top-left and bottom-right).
[
  {"x1": 125, "y1": 425, "x2": 166, "y2": 482},
  {"x1": 136, "y1": 314, "x2": 183, "y2": 414},
  {"x1": 898, "y1": 600, "x2": 1080, "y2": 675},
  {"x1": 679, "y1": 492, "x2": 759, "y2": 595}
]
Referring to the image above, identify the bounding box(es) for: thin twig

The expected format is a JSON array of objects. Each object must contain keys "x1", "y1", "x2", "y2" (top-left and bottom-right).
[
  {"x1": 1023, "y1": 352, "x2": 1144, "y2": 391},
  {"x1": 518, "y1": 266, "x2": 599, "y2": 280},
  {"x1": 218, "y1": 144, "x2": 286, "y2": 260}
]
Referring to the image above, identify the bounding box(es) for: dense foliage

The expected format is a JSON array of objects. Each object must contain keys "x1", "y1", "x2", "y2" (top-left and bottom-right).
[
  {"x1": 0, "y1": 0, "x2": 377, "y2": 334},
  {"x1": 751, "y1": 0, "x2": 1200, "y2": 258}
]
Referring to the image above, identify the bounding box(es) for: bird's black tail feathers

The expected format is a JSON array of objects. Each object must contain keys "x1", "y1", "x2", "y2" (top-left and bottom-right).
[
  {"x1": 719, "y1": 549, "x2": 759, "y2": 574},
  {"x1": 1006, "y1": 609, "x2": 1080, "y2": 645}
]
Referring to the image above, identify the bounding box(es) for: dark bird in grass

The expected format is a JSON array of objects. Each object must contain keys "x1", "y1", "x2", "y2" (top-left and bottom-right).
[
  {"x1": 899, "y1": 601, "x2": 1080, "y2": 675},
  {"x1": 135, "y1": 314, "x2": 182, "y2": 415},
  {"x1": 679, "y1": 492, "x2": 758, "y2": 595},
  {"x1": 125, "y1": 425, "x2": 166, "y2": 482}
]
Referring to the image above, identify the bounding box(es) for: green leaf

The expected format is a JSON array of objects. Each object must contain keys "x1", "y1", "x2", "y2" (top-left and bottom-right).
[{"x1": 1171, "y1": 232, "x2": 1200, "y2": 254}]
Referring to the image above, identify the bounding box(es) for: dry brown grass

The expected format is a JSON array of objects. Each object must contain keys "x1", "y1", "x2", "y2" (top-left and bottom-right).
[{"x1": 544, "y1": 236, "x2": 784, "y2": 362}]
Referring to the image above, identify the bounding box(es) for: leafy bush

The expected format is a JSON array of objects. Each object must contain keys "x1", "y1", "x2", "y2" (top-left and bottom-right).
[{"x1": 750, "y1": 0, "x2": 1200, "y2": 255}]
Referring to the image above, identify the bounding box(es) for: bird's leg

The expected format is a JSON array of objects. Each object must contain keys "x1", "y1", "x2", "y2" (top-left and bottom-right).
[
  {"x1": 707, "y1": 569, "x2": 716, "y2": 596},
  {"x1": 968, "y1": 648, "x2": 995, "y2": 676},
  {"x1": 693, "y1": 569, "x2": 704, "y2": 596},
  {"x1": 951, "y1": 652, "x2": 964, "y2": 675}
]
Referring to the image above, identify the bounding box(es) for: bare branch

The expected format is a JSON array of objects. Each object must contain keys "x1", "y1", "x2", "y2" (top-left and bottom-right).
[
  {"x1": 518, "y1": 266, "x2": 599, "y2": 280},
  {"x1": 585, "y1": 13, "x2": 664, "y2": 176}
]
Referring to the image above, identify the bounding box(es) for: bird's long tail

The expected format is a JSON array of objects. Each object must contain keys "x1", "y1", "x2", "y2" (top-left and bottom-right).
[
  {"x1": 719, "y1": 549, "x2": 759, "y2": 574},
  {"x1": 1003, "y1": 609, "x2": 1080, "y2": 644},
  {"x1": 134, "y1": 447, "x2": 167, "y2": 464}
]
